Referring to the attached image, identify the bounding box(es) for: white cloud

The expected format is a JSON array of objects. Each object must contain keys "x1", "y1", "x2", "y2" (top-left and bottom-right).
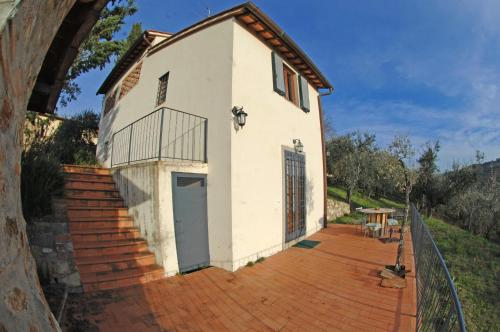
[{"x1": 327, "y1": 0, "x2": 500, "y2": 169}]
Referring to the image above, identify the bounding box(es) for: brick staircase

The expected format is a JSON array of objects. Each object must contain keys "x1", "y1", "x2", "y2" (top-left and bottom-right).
[{"x1": 62, "y1": 164, "x2": 164, "y2": 292}]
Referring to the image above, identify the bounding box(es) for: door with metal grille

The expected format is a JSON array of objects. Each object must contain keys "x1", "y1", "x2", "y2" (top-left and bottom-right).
[{"x1": 284, "y1": 150, "x2": 306, "y2": 242}]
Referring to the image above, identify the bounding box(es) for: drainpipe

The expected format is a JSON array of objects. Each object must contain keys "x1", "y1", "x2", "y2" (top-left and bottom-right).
[{"x1": 318, "y1": 87, "x2": 333, "y2": 228}]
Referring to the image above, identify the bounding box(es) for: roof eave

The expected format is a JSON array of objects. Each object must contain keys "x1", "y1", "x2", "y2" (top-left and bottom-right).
[
  {"x1": 242, "y1": 2, "x2": 333, "y2": 91},
  {"x1": 98, "y1": 1, "x2": 333, "y2": 95},
  {"x1": 97, "y1": 30, "x2": 170, "y2": 95}
]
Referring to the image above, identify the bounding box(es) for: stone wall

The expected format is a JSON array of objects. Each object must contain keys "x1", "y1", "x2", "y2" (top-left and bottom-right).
[
  {"x1": 26, "y1": 214, "x2": 81, "y2": 291},
  {"x1": 327, "y1": 198, "x2": 350, "y2": 221}
]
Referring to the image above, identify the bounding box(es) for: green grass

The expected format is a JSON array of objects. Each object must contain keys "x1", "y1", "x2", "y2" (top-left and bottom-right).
[
  {"x1": 425, "y1": 217, "x2": 500, "y2": 332},
  {"x1": 327, "y1": 186, "x2": 404, "y2": 210},
  {"x1": 328, "y1": 186, "x2": 404, "y2": 225}
]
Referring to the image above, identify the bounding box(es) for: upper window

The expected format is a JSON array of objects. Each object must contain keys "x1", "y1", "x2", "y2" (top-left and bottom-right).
[
  {"x1": 283, "y1": 65, "x2": 297, "y2": 105},
  {"x1": 272, "y1": 52, "x2": 309, "y2": 111},
  {"x1": 156, "y1": 72, "x2": 169, "y2": 106}
]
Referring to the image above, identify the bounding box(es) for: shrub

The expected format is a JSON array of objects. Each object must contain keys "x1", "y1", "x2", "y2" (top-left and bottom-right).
[
  {"x1": 21, "y1": 144, "x2": 63, "y2": 220},
  {"x1": 73, "y1": 149, "x2": 99, "y2": 166},
  {"x1": 52, "y1": 110, "x2": 99, "y2": 165},
  {"x1": 21, "y1": 110, "x2": 100, "y2": 221}
]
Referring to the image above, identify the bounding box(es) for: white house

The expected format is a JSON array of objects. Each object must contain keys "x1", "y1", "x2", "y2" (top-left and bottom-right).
[{"x1": 96, "y1": 2, "x2": 333, "y2": 275}]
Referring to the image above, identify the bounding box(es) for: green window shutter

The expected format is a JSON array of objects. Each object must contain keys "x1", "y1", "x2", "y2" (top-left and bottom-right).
[
  {"x1": 298, "y1": 75, "x2": 310, "y2": 112},
  {"x1": 271, "y1": 51, "x2": 285, "y2": 95}
]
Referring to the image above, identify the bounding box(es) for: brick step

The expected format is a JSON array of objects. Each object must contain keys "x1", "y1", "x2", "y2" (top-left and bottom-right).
[
  {"x1": 64, "y1": 180, "x2": 116, "y2": 191},
  {"x1": 75, "y1": 251, "x2": 156, "y2": 273},
  {"x1": 71, "y1": 227, "x2": 140, "y2": 242},
  {"x1": 81, "y1": 265, "x2": 164, "y2": 292},
  {"x1": 64, "y1": 189, "x2": 121, "y2": 199},
  {"x1": 73, "y1": 240, "x2": 148, "y2": 257},
  {"x1": 68, "y1": 215, "x2": 132, "y2": 222},
  {"x1": 70, "y1": 219, "x2": 134, "y2": 230},
  {"x1": 74, "y1": 238, "x2": 145, "y2": 249},
  {"x1": 65, "y1": 198, "x2": 125, "y2": 208},
  {"x1": 62, "y1": 164, "x2": 111, "y2": 175},
  {"x1": 67, "y1": 207, "x2": 129, "y2": 219},
  {"x1": 64, "y1": 172, "x2": 114, "y2": 183},
  {"x1": 63, "y1": 164, "x2": 166, "y2": 292}
]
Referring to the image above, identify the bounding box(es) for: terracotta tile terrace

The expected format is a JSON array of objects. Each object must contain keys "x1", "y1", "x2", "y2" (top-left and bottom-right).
[{"x1": 63, "y1": 224, "x2": 416, "y2": 331}]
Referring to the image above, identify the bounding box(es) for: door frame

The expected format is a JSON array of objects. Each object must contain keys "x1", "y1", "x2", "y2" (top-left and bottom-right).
[
  {"x1": 171, "y1": 172, "x2": 209, "y2": 273},
  {"x1": 282, "y1": 148, "x2": 306, "y2": 243}
]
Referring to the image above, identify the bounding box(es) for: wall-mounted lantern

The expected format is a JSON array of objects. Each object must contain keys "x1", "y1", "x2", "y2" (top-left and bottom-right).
[
  {"x1": 293, "y1": 139, "x2": 304, "y2": 153},
  {"x1": 232, "y1": 106, "x2": 248, "y2": 128}
]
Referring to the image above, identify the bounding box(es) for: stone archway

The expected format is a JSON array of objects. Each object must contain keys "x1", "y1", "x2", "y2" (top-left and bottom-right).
[{"x1": 0, "y1": 1, "x2": 107, "y2": 330}]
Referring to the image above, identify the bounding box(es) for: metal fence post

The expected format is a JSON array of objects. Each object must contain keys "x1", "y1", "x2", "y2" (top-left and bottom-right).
[
  {"x1": 203, "y1": 120, "x2": 208, "y2": 162},
  {"x1": 128, "y1": 124, "x2": 133, "y2": 165},
  {"x1": 110, "y1": 133, "x2": 115, "y2": 167},
  {"x1": 158, "y1": 108, "x2": 165, "y2": 161}
]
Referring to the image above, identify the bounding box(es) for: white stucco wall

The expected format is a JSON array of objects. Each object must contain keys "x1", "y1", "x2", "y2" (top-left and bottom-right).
[
  {"x1": 111, "y1": 161, "x2": 208, "y2": 276},
  {"x1": 97, "y1": 19, "x2": 235, "y2": 270},
  {"x1": 97, "y1": 17, "x2": 326, "y2": 273},
  {"x1": 229, "y1": 21, "x2": 325, "y2": 270}
]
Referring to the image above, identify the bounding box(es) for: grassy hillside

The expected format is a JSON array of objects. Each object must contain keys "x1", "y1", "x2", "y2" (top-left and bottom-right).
[
  {"x1": 328, "y1": 186, "x2": 404, "y2": 209},
  {"x1": 327, "y1": 186, "x2": 404, "y2": 223},
  {"x1": 425, "y1": 218, "x2": 500, "y2": 332},
  {"x1": 328, "y1": 186, "x2": 500, "y2": 331}
]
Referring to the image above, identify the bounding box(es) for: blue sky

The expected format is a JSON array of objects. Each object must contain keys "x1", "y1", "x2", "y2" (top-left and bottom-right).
[{"x1": 61, "y1": 0, "x2": 500, "y2": 169}]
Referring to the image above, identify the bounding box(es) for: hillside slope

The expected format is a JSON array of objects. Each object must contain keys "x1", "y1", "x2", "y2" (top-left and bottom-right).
[{"x1": 425, "y1": 218, "x2": 500, "y2": 332}]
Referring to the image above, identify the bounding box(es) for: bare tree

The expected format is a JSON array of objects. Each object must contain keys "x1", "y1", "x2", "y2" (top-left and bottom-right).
[{"x1": 388, "y1": 134, "x2": 416, "y2": 273}]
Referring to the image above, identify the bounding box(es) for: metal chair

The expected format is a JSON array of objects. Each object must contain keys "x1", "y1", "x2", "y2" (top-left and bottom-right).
[
  {"x1": 365, "y1": 223, "x2": 381, "y2": 238},
  {"x1": 353, "y1": 218, "x2": 367, "y2": 233},
  {"x1": 386, "y1": 216, "x2": 399, "y2": 238},
  {"x1": 354, "y1": 207, "x2": 366, "y2": 233}
]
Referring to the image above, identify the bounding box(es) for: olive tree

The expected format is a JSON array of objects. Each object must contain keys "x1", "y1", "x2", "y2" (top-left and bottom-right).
[
  {"x1": 388, "y1": 134, "x2": 417, "y2": 272},
  {"x1": 446, "y1": 170, "x2": 500, "y2": 240},
  {"x1": 327, "y1": 132, "x2": 375, "y2": 211},
  {"x1": 413, "y1": 141, "x2": 441, "y2": 217}
]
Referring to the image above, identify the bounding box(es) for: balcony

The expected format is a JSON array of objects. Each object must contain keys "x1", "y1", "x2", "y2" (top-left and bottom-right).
[{"x1": 110, "y1": 107, "x2": 207, "y2": 167}]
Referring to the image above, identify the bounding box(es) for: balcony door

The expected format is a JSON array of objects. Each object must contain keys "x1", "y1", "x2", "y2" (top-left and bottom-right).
[{"x1": 284, "y1": 150, "x2": 306, "y2": 242}]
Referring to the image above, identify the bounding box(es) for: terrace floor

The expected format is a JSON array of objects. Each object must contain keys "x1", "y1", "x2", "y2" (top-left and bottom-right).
[{"x1": 62, "y1": 224, "x2": 416, "y2": 331}]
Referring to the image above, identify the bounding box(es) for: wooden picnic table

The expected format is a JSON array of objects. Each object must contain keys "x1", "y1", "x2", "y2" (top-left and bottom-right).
[{"x1": 358, "y1": 208, "x2": 396, "y2": 237}]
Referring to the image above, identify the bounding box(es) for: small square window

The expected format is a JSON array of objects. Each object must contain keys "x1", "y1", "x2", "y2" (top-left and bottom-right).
[{"x1": 156, "y1": 72, "x2": 169, "y2": 106}]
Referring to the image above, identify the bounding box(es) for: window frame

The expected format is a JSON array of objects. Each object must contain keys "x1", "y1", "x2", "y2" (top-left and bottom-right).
[
  {"x1": 282, "y1": 64, "x2": 298, "y2": 106},
  {"x1": 156, "y1": 72, "x2": 170, "y2": 106}
]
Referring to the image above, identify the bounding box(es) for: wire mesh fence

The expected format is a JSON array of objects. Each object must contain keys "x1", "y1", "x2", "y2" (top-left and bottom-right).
[
  {"x1": 111, "y1": 107, "x2": 207, "y2": 166},
  {"x1": 411, "y1": 205, "x2": 466, "y2": 332}
]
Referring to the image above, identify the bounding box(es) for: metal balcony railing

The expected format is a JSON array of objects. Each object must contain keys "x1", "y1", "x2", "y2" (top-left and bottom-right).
[
  {"x1": 410, "y1": 205, "x2": 466, "y2": 332},
  {"x1": 111, "y1": 107, "x2": 207, "y2": 167}
]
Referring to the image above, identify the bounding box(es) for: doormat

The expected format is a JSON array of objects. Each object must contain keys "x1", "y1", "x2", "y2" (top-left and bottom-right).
[{"x1": 293, "y1": 240, "x2": 320, "y2": 249}]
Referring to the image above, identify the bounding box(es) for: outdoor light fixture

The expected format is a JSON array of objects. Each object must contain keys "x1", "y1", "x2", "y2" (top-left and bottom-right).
[
  {"x1": 232, "y1": 106, "x2": 248, "y2": 128},
  {"x1": 293, "y1": 139, "x2": 304, "y2": 153}
]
